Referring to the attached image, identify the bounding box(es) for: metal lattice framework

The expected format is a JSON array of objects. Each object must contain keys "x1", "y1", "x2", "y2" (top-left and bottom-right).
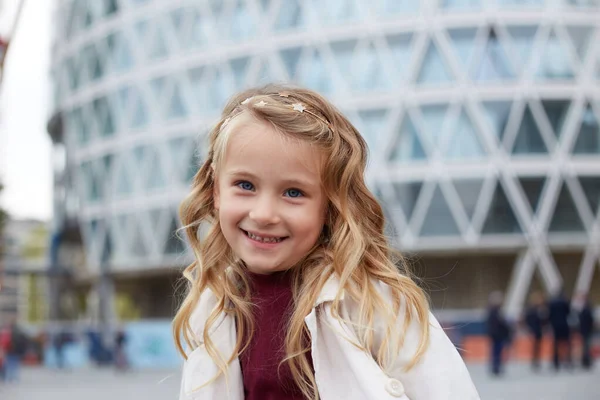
[{"x1": 51, "y1": 0, "x2": 600, "y2": 315}]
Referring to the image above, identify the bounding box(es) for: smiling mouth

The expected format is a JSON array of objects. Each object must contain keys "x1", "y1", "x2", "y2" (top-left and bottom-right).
[{"x1": 242, "y1": 229, "x2": 287, "y2": 243}]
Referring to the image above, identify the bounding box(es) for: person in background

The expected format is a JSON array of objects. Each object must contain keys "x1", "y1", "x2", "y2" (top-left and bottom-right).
[
  {"x1": 524, "y1": 291, "x2": 547, "y2": 371},
  {"x1": 486, "y1": 291, "x2": 512, "y2": 376},
  {"x1": 577, "y1": 292, "x2": 595, "y2": 370},
  {"x1": 114, "y1": 329, "x2": 129, "y2": 371},
  {"x1": 547, "y1": 288, "x2": 573, "y2": 371},
  {"x1": 3, "y1": 320, "x2": 28, "y2": 382},
  {"x1": 0, "y1": 323, "x2": 10, "y2": 381}
]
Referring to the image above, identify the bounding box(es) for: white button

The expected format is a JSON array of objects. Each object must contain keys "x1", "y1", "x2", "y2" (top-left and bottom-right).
[{"x1": 385, "y1": 378, "x2": 405, "y2": 397}]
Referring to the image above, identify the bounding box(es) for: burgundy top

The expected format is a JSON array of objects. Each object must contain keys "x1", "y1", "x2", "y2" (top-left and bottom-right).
[{"x1": 240, "y1": 270, "x2": 312, "y2": 400}]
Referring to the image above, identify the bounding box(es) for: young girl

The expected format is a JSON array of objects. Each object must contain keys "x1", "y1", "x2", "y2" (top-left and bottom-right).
[{"x1": 173, "y1": 84, "x2": 480, "y2": 400}]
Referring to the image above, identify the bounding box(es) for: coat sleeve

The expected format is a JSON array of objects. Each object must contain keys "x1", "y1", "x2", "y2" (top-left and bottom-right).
[{"x1": 376, "y1": 284, "x2": 480, "y2": 400}]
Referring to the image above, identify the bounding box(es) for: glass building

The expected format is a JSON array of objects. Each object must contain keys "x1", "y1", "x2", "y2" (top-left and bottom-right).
[{"x1": 49, "y1": 0, "x2": 600, "y2": 321}]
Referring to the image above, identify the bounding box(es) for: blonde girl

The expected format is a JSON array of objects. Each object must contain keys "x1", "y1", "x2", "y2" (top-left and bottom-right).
[{"x1": 174, "y1": 84, "x2": 480, "y2": 400}]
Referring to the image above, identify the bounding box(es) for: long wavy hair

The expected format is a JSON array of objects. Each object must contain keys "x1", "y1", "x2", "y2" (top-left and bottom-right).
[{"x1": 173, "y1": 83, "x2": 430, "y2": 399}]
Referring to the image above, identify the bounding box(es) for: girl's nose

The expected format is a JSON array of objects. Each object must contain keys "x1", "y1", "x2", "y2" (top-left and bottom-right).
[{"x1": 248, "y1": 196, "x2": 280, "y2": 225}]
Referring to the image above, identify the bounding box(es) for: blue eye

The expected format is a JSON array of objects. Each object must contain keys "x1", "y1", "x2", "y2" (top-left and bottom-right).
[
  {"x1": 237, "y1": 181, "x2": 254, "y2": 191},
  {"x1": 285, "y1": 189, "x2": 303, "y2": 198}
]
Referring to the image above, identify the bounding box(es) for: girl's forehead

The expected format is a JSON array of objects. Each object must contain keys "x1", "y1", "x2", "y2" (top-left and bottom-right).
[{"x1": 219, "y1": 113, "x2": 323, "y2": 177}]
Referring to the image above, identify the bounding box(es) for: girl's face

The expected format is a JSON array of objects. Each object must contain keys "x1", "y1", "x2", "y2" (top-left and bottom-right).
[{"x1": 214, "y1": 113, "x2": 326, "y2": 275}]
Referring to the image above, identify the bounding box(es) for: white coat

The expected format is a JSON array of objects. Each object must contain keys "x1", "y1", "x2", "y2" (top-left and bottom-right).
[{"x1": 179, "y1": 276, "x2": 480, "y2": 400}]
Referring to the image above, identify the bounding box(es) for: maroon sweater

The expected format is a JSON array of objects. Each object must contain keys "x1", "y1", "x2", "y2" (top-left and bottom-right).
[{"x1": 240, "y1": 270, "x2": 312, "y2": 400}]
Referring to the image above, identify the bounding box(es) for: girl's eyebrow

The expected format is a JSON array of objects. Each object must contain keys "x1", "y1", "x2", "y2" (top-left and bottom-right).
[{"x1": 227, "y1": 169, "x2": 318, "y2": 189}]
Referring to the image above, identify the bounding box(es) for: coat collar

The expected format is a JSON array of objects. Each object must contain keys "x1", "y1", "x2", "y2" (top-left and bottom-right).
[{"x1": 314, "y1": 274, "x2": 345, "y2": 307}]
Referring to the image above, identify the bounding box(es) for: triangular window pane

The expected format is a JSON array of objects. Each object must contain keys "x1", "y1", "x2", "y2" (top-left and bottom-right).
[
  {"x1": 441, "y1": 0, "x2": 482, "y2": 10},
  {"x1": 566, "y1": 25, "x2": 593, "y2": 62},
  {"x1": 354, "y1": 43, "x2": 385, "y2": 91},
  {"x1": 93, "y1": 97, "x2": 115, "y2": 138},
  {"x1": 384, "y1": 34, "x2": 413, "y2": 82},
  {"x1": 131, "y1": 93, "x2": 149, "y2": 129},
  {"x1": 420, "y1": 185, "x2": 461, "y2": 237},
  {"x1": 256, "y1": 59, "x2": 275, "y2": 84},
  {"x1": 541, "y1": 100, "x2": 570, "y2": 140},
  {"x1": 473, "y1": 29, "x2": 515, "y2": 82},
  {"x1": 230, "y1": 0, "x2": 256, "y2": 41},
  {"x1": 150, "y1": 76, "x2": 167, "y2": 101},
  {"x1": 165, "y1": 215, "x2": 185, "y2": 255},
  {"x1": 391, "y1": 181, "x2": 423, "y2": 222},
  {"x1": 536, "y1": 30, "x2": 575, "y2": 80},
  {"x1": 505, "y1": 26, "x2": 537, "y2": 74},
  {"x1": 319, "y1": 0, "x2": 359, "y2": 23},
  {"x1": 389, "y1": 114, "x2": 427, "y2": 163},
  {"x1": 275, "y1": 0, "x2": 304, "y2": 31},
  {"x1": 279, "y1": 47, "x2": 303, "y2": 79},
  {"x1": 148, "y1": 208, "x2": 163, "y2": 233},
  {"x1": 300, "y1": 50, "x2": 333, "y2": 94},
  {"x1": 259, "y1": 0, "x2": 271, "y2": 11},
  {"x1": 149, "y1": 24, "x2": 170, "y2": 60},
  {"x1": 499, "y1": 0, "x2": 543, "y2": 7},
  {"x1": 549, "y1": 183, "x2": 585, "y2": 232},
  {"x1": 420, "y1": 104, "x2": 448, "y2": 146},
  {"x1": 357, "y1": 109, "x2": 387, "y2": 154},
  {"x1": 572, "y1": 104, "x2": 600, "y2": 154},
  {"x1": 444, "y1": 111, "x2": 485, "y2": 161},
  {"x1": 190, "y1": 10, "x2": 211, "y2": 48},
  {"x1": 130, "y1": 219, "x2": 147, "y2": 257},
  {"x1": 453, "y1": 179, "x2": 484, "y2": 220},
  {"x1": 167, "y1": 83, "x2": 188, "y2": 119},
  {"x1": 188, "y1": 66, "x2": 209, "y2": 112},
  {"x1": 145, "y1": 148, "x2": 167, "y2": 191},
  {"x1": 482, "y1": 182, "x2": 522, "y2": 234},
  {"x1": 377, "y1": 0, "x2": 419, "y2": 15},
  {"x1": 101, "y1": 229, "x2": 113, "y2": 264},
  {"x1": 210, "y1": 69, "x2": 233, "y2": 112},
  {"x1": 331, "y1": 39, "x2": 358, "y2": 83},
  {"x1": 230, "y1": 56, "x2": 250, "y2": 89},
  {"x1": 132, "y1": 145, "x2": 147, "y2": 169},
  {"x1": 517, "y1": 177, "x2": 546, "y2": 214},
  {"x1": 107, "y1": 31, "x2": 134, "y2": 73},
  {"x1": 417, "y1": 40, "x2": 453, "y2": 84},
  {"x1": 512, "y1": 106, "x2": 548, "y2": 154},
  {"x1": 169, "y1": 136, "x2": 193, "y2": 183},
  {"x1": 482, "y1": 101, "x2": 511, "y2": 142},
  {"x1": 578, "y1": 176, "x2": 600, "y2": 217},
  {"x1": 115, "y1": 158, "x2": 133, "y2": 196},
  {"x1": 448, "y1": 28, "x2": 478, "y2": 70}
]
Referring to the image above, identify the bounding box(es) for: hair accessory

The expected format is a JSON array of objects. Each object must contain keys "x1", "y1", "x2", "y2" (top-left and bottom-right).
[
  {"x1": 292, "y1": 103, "x2": 306, "y2": 112},
  {"x1": 255, "y1": 100, "x2": 268, "y2": 107},
  {"x1": 241, "y1": 97, "x2": 253, "y2": 105}
]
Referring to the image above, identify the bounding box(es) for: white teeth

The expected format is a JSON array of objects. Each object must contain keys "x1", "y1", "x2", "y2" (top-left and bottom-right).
[{"x1": 247, "y1": 231, "x2": 283, "y2": 243}]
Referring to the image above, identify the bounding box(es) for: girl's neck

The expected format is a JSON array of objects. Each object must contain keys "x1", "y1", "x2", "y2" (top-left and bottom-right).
[{"x1": 244, "y1": 268, "x2": 293, "y2": 292}]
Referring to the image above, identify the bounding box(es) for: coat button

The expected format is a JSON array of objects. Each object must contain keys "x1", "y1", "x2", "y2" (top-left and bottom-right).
[{"x1": 385, "y1": 378, "x2": 405, "y2": 397}]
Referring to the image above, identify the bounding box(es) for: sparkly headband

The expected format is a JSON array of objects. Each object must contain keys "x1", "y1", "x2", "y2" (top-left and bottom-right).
[{"x1": 221, "y1": 91, "x2": 334, "y2": 133}]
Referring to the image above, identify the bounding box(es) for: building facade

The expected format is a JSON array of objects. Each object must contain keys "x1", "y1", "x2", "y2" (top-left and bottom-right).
[{"x1": 50, "y1": 0, "x2": 600, "y2": 322}]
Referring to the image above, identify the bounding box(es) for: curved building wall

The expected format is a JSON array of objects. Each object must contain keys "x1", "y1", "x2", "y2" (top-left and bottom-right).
[{"x1": 51, "y1": 0, "x2": 600, "y2": 315}]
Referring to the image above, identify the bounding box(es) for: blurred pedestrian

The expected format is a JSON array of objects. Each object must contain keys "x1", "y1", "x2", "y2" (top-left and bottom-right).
[
  {"x1": 3, "y1": 320, "x2": 28, "y2": 382},
  {"x1": 547, "y1": 289, "x2": 573, "y2": 371},
  {"x1": 53, "y1": 329, "x2": 71, "y2": 369},
  {"x1": 113, "y1": 329, "x2": 128, "y2": 371},
  {"x1": 0, "y1": 324, "x2": 9, "y2": 381},
  {"x1": 486, "y1": 291, "x2": 512, "y2": 376},
  {"x1": 524, "y1": 291, "x2": 547, "y2": 371},
  {"x1": 576, "y1": 293, "x2": 595, "y2": 370}
]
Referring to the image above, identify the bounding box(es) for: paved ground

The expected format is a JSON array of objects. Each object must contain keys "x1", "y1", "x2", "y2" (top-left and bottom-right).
[{"x1": 0, "y1": 362, "x2": 596, "y2": 399}]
